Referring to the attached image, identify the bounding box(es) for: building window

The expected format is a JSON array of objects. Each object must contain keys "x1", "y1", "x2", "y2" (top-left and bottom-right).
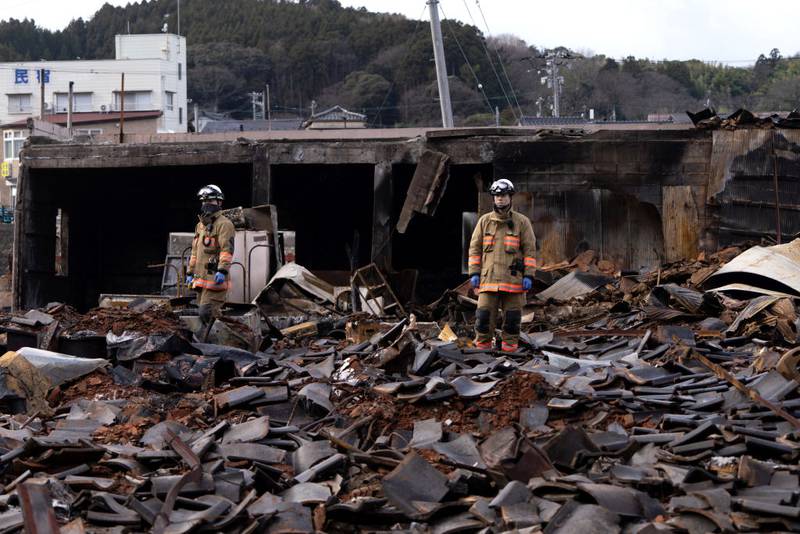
[
  {"x1": 7, "y1": 94, "x2": 32, "y2": 113},
  {"x1": 75, "y1": 128, "x2": 103, "y2": 137},
  {"x1": 178, "y1": 63, "x2": 182, "y2": 80},
  {"x1": 165, "y1": 91, "x2": 175, "y2": 111},
  {"x1": 54, "y1": 92, "x2": 92, "y2": 113},
  {"x1": 3, "y1": 130, "x2": 26, "y2": 161},
  {"x1": 179, "y1": 107, "x2": 183, "y2": 124},
  {"x1": 113, "y1": 90, "x2": 152, "y2": 111}
]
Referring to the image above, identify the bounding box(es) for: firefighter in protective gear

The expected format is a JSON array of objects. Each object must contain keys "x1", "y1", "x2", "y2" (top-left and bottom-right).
[
  {"x1": 187, "y1": 184, "x2": 235, "y2": 333},
  {"x1": 468, "y1": 178, "x2": 536, "y2": 352}
]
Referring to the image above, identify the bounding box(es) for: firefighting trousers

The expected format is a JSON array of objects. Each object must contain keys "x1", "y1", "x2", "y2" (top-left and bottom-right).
[
  {"x1": 474, "y1": 291, "x2": 525, "y2": 352},
  {"x1": 196, "y1": 287, "x2": 226, "y2": 325}
]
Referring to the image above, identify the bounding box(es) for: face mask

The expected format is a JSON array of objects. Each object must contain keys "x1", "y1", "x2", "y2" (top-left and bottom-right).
[
  {"x1": 493, "y1": 200, "x2": 511, "y2": 213},
  {"x1": 201, "y1": 202, "x2": 220, "y2": 214}
]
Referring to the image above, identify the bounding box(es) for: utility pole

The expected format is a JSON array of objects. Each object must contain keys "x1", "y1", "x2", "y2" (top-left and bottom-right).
[
  {"x1": 119, "y1": 73, "x2": 125, "y2": 143},
  {"x1": 250, "y1": 91, "x2": 267, "y2": 121},
  {"x1": 551, "y1": 58, "x2": 561, "y2": 117},
  {"x1": 427, "y1": 0, "x2": 453, "y2": 128},
  {"x1": 544, "y1": 56, "x2": 564, "y2": 118},
  {"x1": 265, "y1": 84, "x2": 271, "y2": 130},
  {"x1": 39, "y1": 68, "x2": 46, "y2": 120},
  {"x1": 177, "y1": 0, "x2": 181, "y2": 35},
  {"x1": 67, "y1": 81, "x2": 74, "y2": 136},
  {"x1": 495, "y1": 106, "x2": 500, "y2": 127},
  {"x1": 527, "y1": 51, "x2": 578, "y2": 118}
]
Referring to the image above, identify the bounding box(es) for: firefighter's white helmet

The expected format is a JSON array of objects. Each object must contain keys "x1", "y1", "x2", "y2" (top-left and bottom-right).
[{"x1": 197, "y1": 184, "x2": 224, "y2": 201}]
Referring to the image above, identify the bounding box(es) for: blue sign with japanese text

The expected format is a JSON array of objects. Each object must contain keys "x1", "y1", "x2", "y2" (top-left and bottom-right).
[{"x1": 14, "y1": 69, "x2": 50, "y2": 84}]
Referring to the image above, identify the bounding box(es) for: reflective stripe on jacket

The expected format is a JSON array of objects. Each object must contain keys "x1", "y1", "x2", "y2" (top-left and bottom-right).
[
  {"x1": 468, "y1": 209, "x2": 536, "y2": 293},
  {"x1": 188, "y1": 211, "x2": 235, "y2": 292}
]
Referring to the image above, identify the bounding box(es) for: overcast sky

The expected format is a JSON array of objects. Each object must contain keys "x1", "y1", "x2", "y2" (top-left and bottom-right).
[{"x1": 4, "y1": 0, "x2": 799, "y2": 63}]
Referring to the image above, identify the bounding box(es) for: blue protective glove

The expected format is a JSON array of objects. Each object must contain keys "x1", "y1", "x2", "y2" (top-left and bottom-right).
[
  {"x1": 470, "y1": 275, "x2": 480, "y2": 288},
  {"x1": 185, "y1": 275, "x2": 193, "y2": 286},
  {"x1": 523, "y1": 276, "x2": 533, "y2": 291},
  {"x1": 214, "y1": 271, "x2": 226, "y2": 285}
]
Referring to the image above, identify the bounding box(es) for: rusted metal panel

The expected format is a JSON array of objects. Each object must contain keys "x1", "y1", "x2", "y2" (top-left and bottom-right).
[
  {"x1": 396, "y1": 150, "x2": 450, "y2": 234},
  {"x1": 708, "y1": 130, "x2": 772, "y2": 200},
  {"x1": 709, "y1": 131, "x2": 800, "y2": 195},
  {"x1": 19, "y1": 482, "x2": 59, "y2": 533},
  {"x1": 662, "y1": 186, "x2": 699, "y2": 263}
]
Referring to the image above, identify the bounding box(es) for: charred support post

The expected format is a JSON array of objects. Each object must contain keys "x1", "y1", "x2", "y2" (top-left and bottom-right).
[
  {"x1": 252, "y1": 144, "x2": 271, "y2": 206},
  {"x1": 13, "y1": 162, "x2": 60, "y2": 311},
  {"x1": 371, "y1": 162, "x2": 393, "y2": 270},
  {"x1": 771, "y1": 131, "x2": 782, "y2": 244},
  {"x1": 662, "y1": 186, "x2": 700, "y2": 263},
  {"x1": 11, "y1": 164, "x2": 28, "y2": 310}
]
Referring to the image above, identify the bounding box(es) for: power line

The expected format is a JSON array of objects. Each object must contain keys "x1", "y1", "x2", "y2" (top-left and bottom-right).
[
  {"x1": 464, "y1": 0, "x2": 523, "y2": 120},
  {"x1": 438, "y1": 3, "x2": 495, "y2": 117},
  {"x1": 263, "y1": 90, "x2": 549, "y2": 114}
]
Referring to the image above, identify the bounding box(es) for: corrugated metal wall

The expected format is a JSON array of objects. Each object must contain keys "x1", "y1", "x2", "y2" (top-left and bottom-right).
[
  {"x1": 493, "y1": 132, "x2": 710, "y2": 271},
  {"x1": 710, "y1": 130, "x2": 800, "y2": 246}
]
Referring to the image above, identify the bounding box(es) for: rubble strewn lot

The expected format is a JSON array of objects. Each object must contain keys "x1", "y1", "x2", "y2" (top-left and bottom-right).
[{"x1": 3, "y1": 241, "x2": 800, "y2": 532}]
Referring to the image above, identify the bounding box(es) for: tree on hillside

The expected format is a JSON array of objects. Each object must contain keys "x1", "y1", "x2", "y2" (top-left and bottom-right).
[
  {"x1": 758, "y1": 77, "x2": 800, "y2": 111},
  {"x1": 316, "y1": 70, "x2": 396, "y2": 124},
  {"x1": 187, "y1": 42, "x2": 271, "y2": 114},
  {"x1": 0, "y1": 0, "x2": 795, "y2": 125}
]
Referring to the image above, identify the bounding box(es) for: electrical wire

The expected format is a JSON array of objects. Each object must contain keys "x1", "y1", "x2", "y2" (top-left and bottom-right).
[
  {"x1": 477, "y1": 1, "x2": 527, "y2": 118},
  {"x1": 437, "y1": 3, "x2": 495, "y2": 116},
  {"x1": 262, "y1": 89, "x2": 549, "y2": 114},
  {"x1": 463, "y1": 0, "x2": 522, "y2": 120}
]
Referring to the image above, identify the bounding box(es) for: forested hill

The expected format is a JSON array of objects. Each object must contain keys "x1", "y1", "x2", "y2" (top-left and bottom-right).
[{"x1": 1, "y1": 0, "x2": 798, "y2": 126}]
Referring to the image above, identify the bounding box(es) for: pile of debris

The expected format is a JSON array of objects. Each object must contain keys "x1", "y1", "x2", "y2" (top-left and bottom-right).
[
  {"x1": 687, "y1": 107, "x2": 800, "y2": 130},
  {"x1": 2, "y1": 241, "x2": 800, "y2": 531}
]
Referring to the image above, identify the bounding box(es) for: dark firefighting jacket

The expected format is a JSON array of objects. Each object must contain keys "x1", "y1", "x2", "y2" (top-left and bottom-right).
[{"x1": 468, "y1": 209, "x2": 536, "y2": 293}]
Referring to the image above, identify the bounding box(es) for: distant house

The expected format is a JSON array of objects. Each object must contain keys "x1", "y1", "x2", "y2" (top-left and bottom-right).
[
  {"x1": 195, "y1": 109, "x2": 304, "y2": 133},
  {"x1": 2, "y1": 110, "x2": 163, "y2": 137},
  {"x1": 303, "y1": 105, "x2": 367, "y2": 129}
]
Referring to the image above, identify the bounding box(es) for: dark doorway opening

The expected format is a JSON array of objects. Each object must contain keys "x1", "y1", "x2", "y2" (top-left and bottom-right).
[
  {"x1": 392, "y1": 164, "x2": 489, "y2": 303},
  {"x1": 271, "y1": 164, "x2": 374, "y2": 272},
  {"x1": 21, "y1": 164, "x2": 252, "y2": 311}
]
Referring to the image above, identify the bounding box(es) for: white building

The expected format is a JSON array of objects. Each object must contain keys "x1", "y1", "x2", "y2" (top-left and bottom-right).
[
  {"x1": 0, "y1": 33, "x2": 187, "y2": 135},
  {"x1": 0, "y1": 33, "x2": 187, "y2": 209}
]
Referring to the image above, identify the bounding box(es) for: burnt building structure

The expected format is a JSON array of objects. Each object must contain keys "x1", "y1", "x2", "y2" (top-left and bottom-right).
[{"x1": 12, "y1": 125, "x2": 800, "y2": 310}]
